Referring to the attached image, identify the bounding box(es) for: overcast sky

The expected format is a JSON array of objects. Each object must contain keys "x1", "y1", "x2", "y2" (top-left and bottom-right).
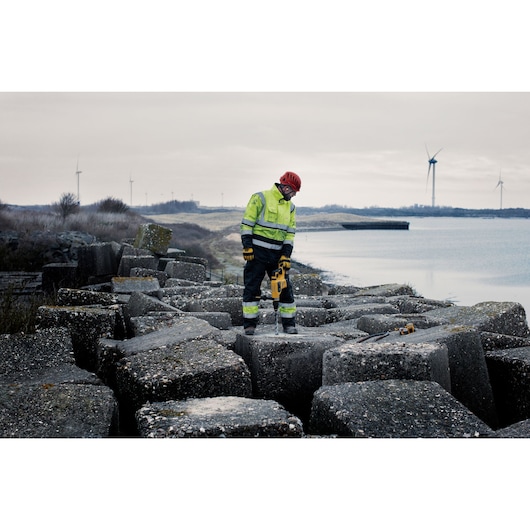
[
  {"x1": 2, "y1": 2, "x2": 530, "y2": 211},
  {"x1": 2, "y1": 92, "x2": 529, "y2": 210}
]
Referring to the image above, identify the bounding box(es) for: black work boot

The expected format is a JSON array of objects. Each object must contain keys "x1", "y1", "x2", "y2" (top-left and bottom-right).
[{"x1": 282, "y1": 318, "x2": 297, "y2": 334}]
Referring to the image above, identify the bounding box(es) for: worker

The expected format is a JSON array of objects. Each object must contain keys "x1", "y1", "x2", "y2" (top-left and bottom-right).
[{"x1": 240, "y1": 171, "x2": 301, "y2": 336}]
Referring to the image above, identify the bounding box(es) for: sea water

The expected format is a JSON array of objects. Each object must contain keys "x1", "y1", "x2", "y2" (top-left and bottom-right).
[{"x1": 293, "y1": 217, "x2": 530, "y2": 318}]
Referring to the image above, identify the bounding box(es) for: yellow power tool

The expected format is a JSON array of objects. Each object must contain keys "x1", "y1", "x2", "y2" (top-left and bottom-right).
[{"x1": 270, "y1": 266, "x2": 288, "y2": 334}]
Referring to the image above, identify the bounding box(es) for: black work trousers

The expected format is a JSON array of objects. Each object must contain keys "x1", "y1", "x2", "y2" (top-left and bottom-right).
[{"x1": 242, "y1": 246, "x2": 295, "y2": 328}]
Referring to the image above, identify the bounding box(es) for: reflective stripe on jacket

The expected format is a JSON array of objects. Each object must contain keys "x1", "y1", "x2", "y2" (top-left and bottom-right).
[{"x1": 240, "y1": 184, "x2": 296, "y2": 251}]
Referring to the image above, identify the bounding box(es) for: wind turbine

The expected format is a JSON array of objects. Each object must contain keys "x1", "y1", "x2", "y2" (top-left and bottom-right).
[
  {"x1": 495, "y1": 170, "x2": 505, "y2": 210},
  {"x1": 75, "y1": 157, "x2": 82, "y2": 205},
  {"x1": 129, "y1": 173, "x2": 134, "y2": 206},
  {"x1": 426, "y1": 145, "x2": 443, "y2": 207}
]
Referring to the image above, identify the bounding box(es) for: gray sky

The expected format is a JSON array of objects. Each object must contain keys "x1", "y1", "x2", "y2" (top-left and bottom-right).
[
  {"x1": 2, "y1": 92, "x2": 530, "y2": 209},
  {"x1": 2, "y1": 2, "x2": 530, "y2": 210}
]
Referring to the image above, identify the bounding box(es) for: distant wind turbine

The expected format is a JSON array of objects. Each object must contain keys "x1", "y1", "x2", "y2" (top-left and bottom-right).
[
  {"x1": 426, "y1": 145, "x2": 443, "y2": 208},
  {"x1": 129, "y1": 173, "x2": 134, "y2": 206},
  {"x1": 75, "y1": 157, "x2": 82, "y2": 204},
  {"x1": 495, "y1": 171, "x2": 505, "y2": 210}
]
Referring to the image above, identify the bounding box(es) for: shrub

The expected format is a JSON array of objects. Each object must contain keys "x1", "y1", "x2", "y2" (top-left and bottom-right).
[
  {"x1": 97, "y1": 197, "x2": 130, "y2": 214},
  {"x1": 53, "y1": 192, "x2": 80, "y2": 221}
]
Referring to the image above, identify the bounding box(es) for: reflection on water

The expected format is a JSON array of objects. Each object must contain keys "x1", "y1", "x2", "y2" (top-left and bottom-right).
[{"x1": 294, "y1": 217, "x2": 530, "y2": 317}]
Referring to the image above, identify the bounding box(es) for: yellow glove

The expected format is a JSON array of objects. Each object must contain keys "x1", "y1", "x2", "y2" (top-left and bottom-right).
[
  {"x1": 278, "y1": 255, "x2": 291, "y2": 270},
  {"x1": 243, "y1": 248, "x2": 254, "y2": 261}
]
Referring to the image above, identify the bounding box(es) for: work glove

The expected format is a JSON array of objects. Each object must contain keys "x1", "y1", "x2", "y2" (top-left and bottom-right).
[
  {"x1": 243, "y1": 247, "x2": 254, "y2": 261},
  {"x1": 278, "y1": 255, "x2": 291, "y2": 270}
]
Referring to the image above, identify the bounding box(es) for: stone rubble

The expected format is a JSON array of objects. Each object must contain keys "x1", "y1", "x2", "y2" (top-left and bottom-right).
[{"x1": 2, "y1": 223, "x2": 530, "y2": 438}]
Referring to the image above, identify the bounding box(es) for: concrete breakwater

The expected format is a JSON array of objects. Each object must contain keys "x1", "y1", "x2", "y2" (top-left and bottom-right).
[{"x1": 2, "y1": 224, "x2": 530, "y2": 438}]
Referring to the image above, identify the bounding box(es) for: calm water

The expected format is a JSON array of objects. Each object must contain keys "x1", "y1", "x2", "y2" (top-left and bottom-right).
[{"x1": 293, "y1": 217, "x2": 530, "y2": 317}]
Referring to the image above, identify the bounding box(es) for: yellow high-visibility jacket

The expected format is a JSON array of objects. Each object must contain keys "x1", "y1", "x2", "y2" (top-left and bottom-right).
[{"x1": 240, "y1": 184, "x2": 296, "y2": 255}]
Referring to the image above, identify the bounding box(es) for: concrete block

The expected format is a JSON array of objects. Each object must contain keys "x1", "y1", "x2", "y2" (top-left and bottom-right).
[
  {"x1": 317, "y1": 321, "x2": 369, "y2": 341},
  {"x1": 133, "y1": 223, "x2": 173, "y2": 255},
  {"x1": 111, "y1": 276, "x2": 160, "y2": 294},
  {"x1": 42, "y1": 263, "x2": 79, "y2": 292},
  {"x1": 327, "y1": 303, "x2": 399, "y2": 322},
  {"x1": 56, "y1": 288, "x2": 119, "y2": 306},
  {"x1": 130, "y1": 267, "x2": 169, "y2": 287},
  {"x1": 0, "y1": 382, "x2": 119, "y2": 437},
  {"x1": 0, "y1": 327, "x2": 74, "y2": 382},
  {"x1": 136, "y1": 396, "x2": 304, "y2": 438},
  {"x1": 165, "y1": 260, "x2": 207, "y2": 283},
  {"x1": 381, "y1": 325, "x2": 498, "y2": 428},
  {"x1": 115, "y1": 339, "x2": 252, "y2": 411},
  {"x1": 129, "y1": 312, "x2": 186, "y2": 336},
  {"x1": 117, "y1": 255, "x2": 158, "y2": 277},
  {"x1": 37, "y1": 305, "x2": 126, "y2": 371},
  {"x1": 291, "y1": 273, "x2": 328, "y2": 296},
  {"x1": 96, "y1": 316, "x2": 223, "y2": 386},
  {"x1": 353, "y1": 284, "x2": 416, "y2": 297},
  {"x1": 126, "y1": 291, "x2": 180, "y2": 317},
  {"x1": 257, "y1": 306, "x2": 329, "y2": 327},
  {"x1": 356, "y1": 313, "x2": 441, "y2": 335},
  {"x1": 183, "y1": 311, "x2": 232, "y2": 330},
  {"x1": 76, "y1": 242, "x2": 120, "y2": 281},
  {"x1": 234, "y1": 326, "x2": 344, "y2": 420},
  {"x1": 425, "y1": 301, "x2": 530, "y2": 338},
  {"x1": 480, "y1": 332, "x2": 530, "y2": 352},
  {"x1": 322, "y1": 341, "x2": 451, "y2": 391},
  {"x1": 485, "y1": 346, "x2": 530, "y2": 427},
  {"x1": 494, "y1": 419, "x2": 530, "y2": 438},
  {"x1": 309, "y1": 380, "x2": 494, "y2": 438},
  {"x1": 186, "y1": 297, "x2": 243, "y2": 326}
]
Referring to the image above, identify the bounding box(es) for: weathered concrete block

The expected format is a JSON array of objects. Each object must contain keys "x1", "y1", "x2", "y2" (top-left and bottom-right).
[
  {"x1": 182, "y1": 311, "x2": 233, "y2": 330},
  {"x1": 309, "y1": 380, "x2": 494, "y2": 438},
  {"x1": 96, "y1": 316, "x2": 223, "y2": 385},
  {"x1": 56, "y1": 287, "x2": 119, "y2": 306},
  {"x1": 186, "y1": 297, "x2": 243, "y2": 326},
  {"x1": 76, "y1": 242, "x2": 121, "y2": 281},
  {"x1": 234, "y1": 326, "x2": 344, "y2": 419},
  {"x1": 381, "y1": 325, "x2": 498, "y2": 428},
  {"x1": 37, "y1": 305, "x2": 126, "y2": 371},
  {"x1": 353, "y1": 284, "x2": 416, "y2": 297},
  {"x1": 493, "y1": 419, "x2": 530, "y2": 438},
  {"x1": 111, "y1": 276, "x2": 160, "y2": 294},
  {"x1": 42, "y1": 263, "x2": 79, "y2": 292},
  {"x1": 257, "y1": 306, "x2": 329, "y2": 327},
  {"x1": 115, "y1": 339, "x2": 252, "y2": 411},
  {"x1": 130, "y1": 267, "x2": 169, "y2": 287},
  {"x1": 322, "y1": 341, "x2": 451, "y2": 391},
  {"x1": 126, "y1": 291, "x2": 179, "y2": 318},
  {"x1": 165, "y1": 260, "x2": 207, "y2": 283},
  {"x1": 136, "y1": 396, "x2": 304, "y2": 438},
  {"x1": 117, "y1": 255, "x2": 159, "y2": 277},
  {"x1": 0, "y1": 382, "x2": 119, "y2": 437},
  {"x1": 425, "y1": 301, "x2": 530, "y2": 337},
  {"x1": 356, "y1": 313, "x2": 440, "y2": 335},
  {"x1": 327, "y1": 303, "x2": 399, "y2": 322},
  {"x1": 317, "y1": 320, "x2": 369, "y2": 341},
  {"x1": 291, "y1": 273, "x2": 328, "y2": 296},
  {"x1": 480, "y1": 332, "x2": 530, "y2": 352},
  {"x1": 133, "y1": 223, "x2": 173, "y2": 255},
  {"x1": 485, "y1": 346, "x2": 530, "y2": 427},
  {"x1": 129, "y1": 312, "x2": 186, "y2": 336},
  {"x1": 0, "y1": 327, "x2": 71, "y2": 380},
  {"x1": 326, "y1": 284, "x2": 361, "y2": 295},
  {"x1": 387, "y1": 295, "x2": 454, "y2": 313}
]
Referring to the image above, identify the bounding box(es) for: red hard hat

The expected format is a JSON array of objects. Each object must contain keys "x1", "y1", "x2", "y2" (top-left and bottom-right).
[{"x1": 279, "y1": 171, "x2": 301, "y2": 192}]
